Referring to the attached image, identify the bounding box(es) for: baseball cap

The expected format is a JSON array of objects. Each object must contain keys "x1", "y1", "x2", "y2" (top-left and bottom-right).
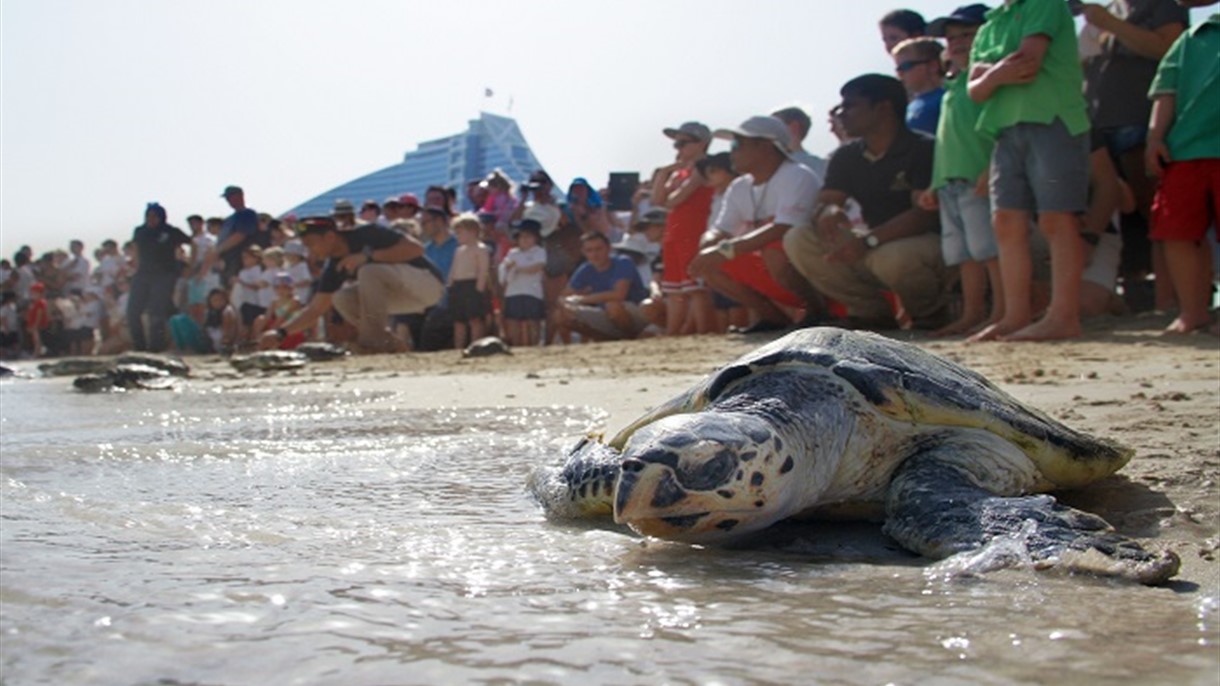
[
  {"x1": 295, "y1": 216, "x2": 338, "y2": 236},
  {"x1": 662, "y1": 121, "x2": 712, "y2": 142},
  {"x1": 713, "y1": 116, "x2": 793, "y2": 159},
  {"x1": 220, "y1": 185, "x2": 243, "y2": 197},
  {"x1": 927, "y1": 4, "x2": 990, "y2": 36},
  {"x1": 399, "y1": 192, "x2": 421, "y2": 207}
]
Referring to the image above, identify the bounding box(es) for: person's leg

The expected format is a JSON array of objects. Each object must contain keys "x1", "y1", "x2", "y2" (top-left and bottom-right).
[
  {"x1": 934, "y1": 260, "x2": 987, "y2": 337},
  {"x1": 126, "y1": 274, "x2": 151, "y2": 351},
  {"x1": 762, "y1": 249, "x2": 829, "y2": 324},
  {"x1": 969, "y1": 210, "x2": 1033, "y2": 341},
  {"x1": 783, "y1": 226, "x2": 895, "y2": 325},
  {"x1": 664, "y1": 292, "x2": 689, "y2": 336},
  {"x1": 1161, "y1": 239, "x2": 1213, "y2": 333},
  {"x1": 866, "y1": 234, "x2": 952, "y2": 330},
  {"x1": 1007, "y1": 211, "x2": 1083, "y2": 341}
]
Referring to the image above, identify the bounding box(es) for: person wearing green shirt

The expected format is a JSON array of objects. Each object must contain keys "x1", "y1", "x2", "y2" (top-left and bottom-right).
[
  {"x1": 1145, "y1": 4, "x2": 1220, "y2": 334},
  {"x1": 967, "y1": 0, "x2": 1091, "y2": 343},
  {"x1": 920, "y1": 4, "x2": 1001, "y2": 338}
]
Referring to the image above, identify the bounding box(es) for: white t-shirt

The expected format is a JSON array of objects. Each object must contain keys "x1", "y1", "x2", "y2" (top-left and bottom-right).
[
  {"x1": 498, "y1": 245, "x2": 546, "y2": 299},
  {"x1": 258, "y1": 266, "x2": 277, "y2": 308},
  {"x1": 79, "y1": 299, "x2": 105, "y2": 329},
  {"x1": 62, "y1": 254, "x2": 91, "y2": 293},
  {"x1": 522, "y1": 202, "x2": 562, "y2": 237},
  {"x1": 0, "y1": 303, "x2": 18, "y2": 334},
  {"x1": 233, "y1": 265, "x2": 263, "y2": 309},
  {"x1": 287, "y1": 261, "x2": 313, "y2": 304},
  {"x1": 713, "y1": 160, "x2": 821, "y2": 237},
  {"x1": 96, "y1": 254, "x2": 123, "y2": 288}
]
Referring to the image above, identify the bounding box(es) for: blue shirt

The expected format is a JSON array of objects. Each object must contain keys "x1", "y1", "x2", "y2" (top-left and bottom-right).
[
  {"x1": 219, "y1": 208, "x2": 258, "y2": 253},
  {"x1": 906, "y1": 87, "x2": 945, "y2": 137},
  {"x1": 425, "y1": 234, "x2": 458, "y2": 280},
  {"x1": 568, "y1": 254, "x2": 647, "y2": 305}
]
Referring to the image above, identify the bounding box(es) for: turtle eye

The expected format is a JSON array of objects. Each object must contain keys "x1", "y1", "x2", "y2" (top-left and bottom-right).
[{"x1": 676, "y1": 449, "x2": 737, "y2": 491}]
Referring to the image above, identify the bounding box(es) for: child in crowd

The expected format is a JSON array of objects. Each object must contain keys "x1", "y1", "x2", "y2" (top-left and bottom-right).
[
  {"x1": 282, "y1": 241, "x2": 314, "y2": 306},
  {"x1": 234, "y1": 245, "x2": 266, "y2": 341},
  {"x1": 967, "y1": 0, "x2": 1091, "y2": 342},
  {"x1": 1146, "y1": 5, "x2": 1219, "y2": 334},
  {"x1": 24, "y1": 282, "x2": 50, "y2": 357},
  {"x1": 77, "y1": 287, "x2": 106, "y2": 355},
  {"x1": 0, "y1": 291, "x2": 20, "y2": 359},
  {"x1": 448, "y1": 213, "x2": 491, "y2": 350},
  {"x1": 258, "y1": 247, "x2": 284, "y2": 314},
  {"x1": 892, "y1": 36, "x2": 947, "y2": 135},
  {"x1": 480, "y1": 169, "x2": 518, "y2": 234},
  {"x1": 500, "y1": 219, "x2": 548, "y2": 347},
  {"x1": 204, "y1": 288, "x2": 239, "y2": 355},
  {"x1": 919, "y1": 4, "x2": 1001, "y2": 337},
  {"x1": 254, "y1": 273, "x2": 306, "y2": 349}
]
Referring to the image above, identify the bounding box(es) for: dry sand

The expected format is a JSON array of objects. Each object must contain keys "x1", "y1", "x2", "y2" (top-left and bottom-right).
[{"x1": 197, "y1": 316, "x2": 1219, "y2": 589}]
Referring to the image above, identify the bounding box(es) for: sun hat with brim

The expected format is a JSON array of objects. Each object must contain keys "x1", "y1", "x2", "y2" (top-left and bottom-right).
[
  {"x1": 713, "y1": 116, "x2": 793, "y2": 160},
  {"x1": 612, "y1": 233, "x2": 661, "y2": 260},
  {"x1": 927, "y1": 4, "x2": 989, "y2": 36},
  {"x1": 662, "y1": 121, "x2": 711, "y2": 142}
]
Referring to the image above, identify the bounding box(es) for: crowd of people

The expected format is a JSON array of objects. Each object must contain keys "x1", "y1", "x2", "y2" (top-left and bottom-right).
[{"x1": 2, "y1": 0, "x2": 1216, "y2": 360}]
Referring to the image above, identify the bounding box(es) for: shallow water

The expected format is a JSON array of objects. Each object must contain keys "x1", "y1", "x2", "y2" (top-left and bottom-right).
[{"x1": 1, "y1": 377, "x2": 1216, "y2": 685}]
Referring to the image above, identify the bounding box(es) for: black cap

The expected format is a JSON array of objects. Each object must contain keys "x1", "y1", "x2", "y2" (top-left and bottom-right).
[
  {"x1": 220, "y1": 185, "x2": 243, "y2": 197},
  {"x1": 928, "y1": 4, "x2": 989, "y2": 36}
]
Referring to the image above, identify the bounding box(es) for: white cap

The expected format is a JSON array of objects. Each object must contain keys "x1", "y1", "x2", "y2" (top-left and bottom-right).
[{"x1": 713, "y1": 116, "x2": 793, "y2": 160}]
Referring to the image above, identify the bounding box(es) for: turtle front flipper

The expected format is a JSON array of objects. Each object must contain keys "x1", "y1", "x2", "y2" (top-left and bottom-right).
[
  {"x1": 882, "y1": 432, "x2": 1180, "y2": 585},
  {"x1": 528, "y1": 436, "x2": 623, "y2": 520}
]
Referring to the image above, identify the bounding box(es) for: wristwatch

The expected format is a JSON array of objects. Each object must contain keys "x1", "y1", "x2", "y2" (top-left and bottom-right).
[
  {"x1": 362, "y1": 245, "x2": 375, "y2": 263},
  {"x1": 716, "y1": 239, "x2": 737, "y2": 260},
  {"x1": 863, "y1": 234, "x2": 881, "y2": 249}
]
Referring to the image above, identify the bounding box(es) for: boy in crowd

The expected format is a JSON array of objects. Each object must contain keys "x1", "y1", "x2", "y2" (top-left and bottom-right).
[
  {"x1": 892, "y1": 37, "x2": 947, "y2": 135},
  {"x1": 919, "y1": 4, "x2": 1001, "y2": 336},
  {"x1": 447, "y1": 213, "x2": 491, "y2": 350},
  {"x1": 967, "y1": 0, "x2": 1091, "y2": 341},
  {"x1": 1145, "y1": 3, "x2": 1219, "y2": 334}
]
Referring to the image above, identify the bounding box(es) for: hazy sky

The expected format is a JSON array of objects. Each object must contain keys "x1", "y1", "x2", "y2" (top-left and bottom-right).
[{"x1": 0, "y1": 0, "x2": 1209, "y2": 259}]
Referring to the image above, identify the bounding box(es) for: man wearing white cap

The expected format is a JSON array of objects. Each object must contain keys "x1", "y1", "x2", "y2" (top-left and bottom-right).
[{"x1": 688, "y1": 115, "x2": 826, "y2": 333}]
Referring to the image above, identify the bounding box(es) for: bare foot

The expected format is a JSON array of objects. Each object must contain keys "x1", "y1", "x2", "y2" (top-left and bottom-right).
[
  {"x1": 966, "y1": 317, "x2": 1028, "y2": 343},
  {"x1": 931, "y1": 313, "x2": 987, "y2": 338},
  {"x1": 1000, "y1": 316, "x2": 1082, "y2": 342},
  {"x1": 1162, "y1": 314, "x2": 1213, "y2": 335}
]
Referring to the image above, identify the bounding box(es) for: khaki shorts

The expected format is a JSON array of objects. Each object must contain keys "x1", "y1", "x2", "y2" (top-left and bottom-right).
[{"x1": 566, "y1": 302, "x2": 650, "y2": 339}]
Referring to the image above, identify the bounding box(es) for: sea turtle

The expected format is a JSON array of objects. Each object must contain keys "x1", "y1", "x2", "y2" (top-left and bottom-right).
[
  {"x1": 463, "y1": 336, "x2": 512, "y2": 358},
  {"x1": 296, "y1": 342, "x2": 350, "y2": 362},
  {"x1": 230, "y1": 350, "x2": 309, "y2": 372},
  {"x1": 38, "y1": 358, "x2": 113, "y2": 377},
  {"x1": 115, "y1": 353, "x2": 190, "y2": 377},
  {"x1": 528, "y1": 328, "x2": 1179, "y2": 584},
  {"x1": 73, "y1": 364, "x2": 178, "y2": 392}
]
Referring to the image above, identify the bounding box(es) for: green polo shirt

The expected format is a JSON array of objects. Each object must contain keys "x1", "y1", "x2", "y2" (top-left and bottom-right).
[
  {"x1": 930, "y1": 73, "x2": 995, "y2": 191},
  {"x1": 969, "y1": 0, "x2": 1090, "y2": 138},
  {"x1": 1148, "y1": 14, "x2": 1220, "y2": 162}
]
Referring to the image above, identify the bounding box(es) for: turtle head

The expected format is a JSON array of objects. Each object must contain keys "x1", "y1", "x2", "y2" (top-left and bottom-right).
[{"x1": 613, "y1": 412, "x2": 799, "y2": 543}]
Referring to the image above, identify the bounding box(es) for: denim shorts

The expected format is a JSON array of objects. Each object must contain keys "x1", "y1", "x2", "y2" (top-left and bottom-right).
[
  {"x1": 991, "y1": 119, "x2": 1089, "y2": 214},
  {"x1": 937, "y1": 179, "x2": 997, "y2": 265},
  {"x1": 1099, "y1": 124, "x2": 1147, "y2": 158}
]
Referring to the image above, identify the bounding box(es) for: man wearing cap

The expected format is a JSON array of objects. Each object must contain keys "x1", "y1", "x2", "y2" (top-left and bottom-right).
[
  {"x1": 263, "y1": 216, "x2": 443, "y2": 354},
  {"x1": 216, "y1": 185, "x2": 259, "y2": 286},
  {"x1": 652, "y1": 121, "x2": 716, "y2": 335},
  {"x1": 785, "y1": 74, "x2": 951, "y2": 330},
  {"x1": 688, "y1": 115, "x2": 826, "y2": 334}
]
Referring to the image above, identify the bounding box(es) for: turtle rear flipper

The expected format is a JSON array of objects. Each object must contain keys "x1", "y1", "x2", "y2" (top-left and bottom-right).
[{"x1": 883, "y1": 437, "x2": 1180, "y2": 585}]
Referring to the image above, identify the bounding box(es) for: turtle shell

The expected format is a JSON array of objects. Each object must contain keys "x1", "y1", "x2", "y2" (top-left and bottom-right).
[{"x1": 608, "y1": 328, "x2": 1131, "y2": 489}]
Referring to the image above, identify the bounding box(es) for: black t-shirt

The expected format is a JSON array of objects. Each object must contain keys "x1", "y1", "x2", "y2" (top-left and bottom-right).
[
  {"x1": 132, "y1": 224, "x2": 191, "y2": 275},
  {"x1": 823, "y1": 128, "x2": 936, "y2": 230},
  {"x1": 316, "y1": 224, "x2": 443, "y2": 294}
]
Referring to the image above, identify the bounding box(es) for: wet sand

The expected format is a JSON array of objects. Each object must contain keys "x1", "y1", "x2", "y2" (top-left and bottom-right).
[{"x1": 194, "y1": 315, "x2": 1220, "y2": 591}]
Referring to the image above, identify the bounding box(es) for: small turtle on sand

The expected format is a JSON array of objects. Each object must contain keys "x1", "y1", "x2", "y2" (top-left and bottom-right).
[
  {"x1": 462, "y1": 336, "x2": 512, "y2": 358},
  {"x1": 528, "y1": 328, "x2": 1179, "y2": 584},
  {"x1": 73, "y1": 364, "x2": 178, "y2": 392},
  {"x1": 115, "y1": 353, "x2": 190, "y2": 377},
  {"x1": 230, "y1": 350, "x2": 309, "y2": 372},
  {"x1": 295, "y1": 342, "x2": 350, "y2": 362}
]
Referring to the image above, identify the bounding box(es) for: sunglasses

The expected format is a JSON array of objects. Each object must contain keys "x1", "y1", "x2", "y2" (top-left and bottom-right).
[{"x1": 896, "y1": 59, "x2": 934, "y2": 73}]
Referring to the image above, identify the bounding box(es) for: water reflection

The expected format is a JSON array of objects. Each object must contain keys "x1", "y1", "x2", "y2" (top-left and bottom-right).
[{"x1": 0, "y1": 381, "x2": 1215, "y2": 685}]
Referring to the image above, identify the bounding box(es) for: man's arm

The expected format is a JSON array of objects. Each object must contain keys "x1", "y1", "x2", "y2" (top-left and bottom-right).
[
  {"x1": 262, "y1": 291, "x2": 331, "y2": 344},
  {"x1": 574, "y1": 278, "x2": 631, "y2": 306},
  {"x1": 1081, "y1": 4, "x2": 1184, "y2": 60}
]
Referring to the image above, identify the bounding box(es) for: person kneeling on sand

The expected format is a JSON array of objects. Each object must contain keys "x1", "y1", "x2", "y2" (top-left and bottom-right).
[
  {"x1": 557, "y1": 232, "x2": 658, "y2": 342},
  {"x1": 262, "y1": 216, "x2": 444, "y2": 354}
]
